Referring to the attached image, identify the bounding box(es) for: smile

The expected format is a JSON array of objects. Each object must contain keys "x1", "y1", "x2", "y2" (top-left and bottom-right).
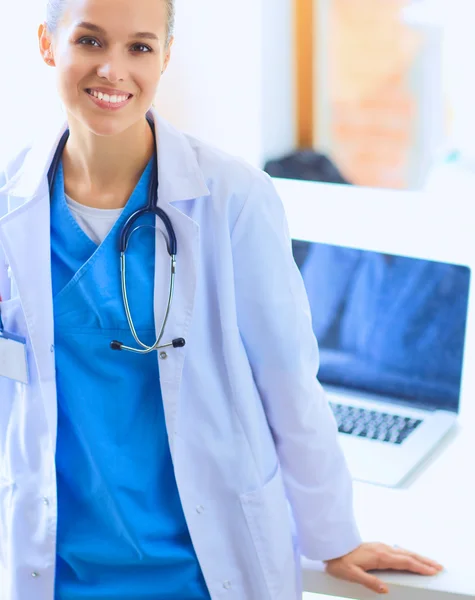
[{"x1": 85, "y1": 89, "x2": 133, "y2": 110}]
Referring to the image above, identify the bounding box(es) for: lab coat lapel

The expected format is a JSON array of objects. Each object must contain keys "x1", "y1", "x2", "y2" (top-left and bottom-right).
[
  {"x1": 150, "y1": 111, "x2": 209, "y2": 450},
  {"x1": 0, "y1": 186, "x2": 56, "y2": 436},
  {"x1": 153, "y1": 205, "x2": 199, "y2": 452},
  {"x1": 0, "y1": 117, "x2": 68, "y2": 446},
  {"x1": 0, "y1": 185, "x2": 54, "y2": 366}
]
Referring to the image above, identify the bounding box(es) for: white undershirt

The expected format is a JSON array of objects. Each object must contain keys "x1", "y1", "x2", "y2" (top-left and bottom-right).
[{"x1": 65, "y1": 195, "x2": 123, "y2": 245}]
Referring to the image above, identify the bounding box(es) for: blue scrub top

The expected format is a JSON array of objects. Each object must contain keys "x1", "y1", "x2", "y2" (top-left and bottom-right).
[{"x1": 50, "y1": 159, "x2": 210, "y2": 599}]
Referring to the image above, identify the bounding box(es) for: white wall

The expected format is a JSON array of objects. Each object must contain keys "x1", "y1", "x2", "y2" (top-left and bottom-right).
[
  {"x1": 157, "y1": 0, "x2": 264, "y2": 166},
  {"x1": 261, "y1": 0, "x2": 295, "y2": 164},
  {"x1": 158, "y1": 0, "x2": 295, "y2": 168},
  {"x1": 0, "y1": 2, "x2": 60, "y2": 166}
]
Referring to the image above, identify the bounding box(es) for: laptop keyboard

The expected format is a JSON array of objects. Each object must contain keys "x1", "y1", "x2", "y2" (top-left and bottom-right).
[{"x1": 329, "y1": 402, "x2": 423, "y2": 445}]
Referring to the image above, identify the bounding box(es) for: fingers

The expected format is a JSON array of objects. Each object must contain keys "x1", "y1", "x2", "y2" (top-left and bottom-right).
[
  {"x1": 344, "y1": 565, "x2": 389, "y2": 595},
  {"x1": 393, "y1": 547, "x2": 444, "y2": 571},
  {"x1": 324, "y1": 543, "x2": 444, "y2": 597},
  {"x1": 326, "y1": 561, "x2": 389, "y2": 595},
  {"x1": 384, "y1": 554, "x2": 439, "y2": 575},
  {"x1": 379, "y1": 550, "x2": 440, "y2": 575}
]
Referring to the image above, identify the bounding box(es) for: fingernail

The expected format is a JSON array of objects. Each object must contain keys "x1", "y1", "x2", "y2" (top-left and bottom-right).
[{"x1": 379, "y1": 585, "x2": 388, "y2": 594}]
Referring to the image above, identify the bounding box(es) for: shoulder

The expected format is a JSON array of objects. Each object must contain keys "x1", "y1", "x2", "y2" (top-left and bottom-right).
[
  {"x1": 184, "y1": 132, "x2": 274, "y2": 201},
  {"x1": 1, "y1": 145, "x2": 32, "y2": 186}
]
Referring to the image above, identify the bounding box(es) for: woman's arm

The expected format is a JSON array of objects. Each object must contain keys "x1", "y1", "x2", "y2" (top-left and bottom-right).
[{"x1": 231, "y1": 172, "x2": 362, "y2": 561}]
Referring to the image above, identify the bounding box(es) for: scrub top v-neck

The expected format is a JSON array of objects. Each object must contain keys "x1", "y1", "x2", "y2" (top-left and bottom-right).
[{"x1": 50, "y1": 159, "x2": 210, "y2": 600}]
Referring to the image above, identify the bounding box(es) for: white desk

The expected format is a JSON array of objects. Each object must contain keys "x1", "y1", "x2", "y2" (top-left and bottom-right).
[
  {"x1": 272, "y1": 179, "x2": 475, "y2": 600},
  {"x1": 301, "y1": 420, "x2": 475, "y2": 599}
]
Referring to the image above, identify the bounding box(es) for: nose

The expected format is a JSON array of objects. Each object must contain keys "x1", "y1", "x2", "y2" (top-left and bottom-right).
[{"x1": 96, "y1": 51, "x2": 127, "y2": 83}]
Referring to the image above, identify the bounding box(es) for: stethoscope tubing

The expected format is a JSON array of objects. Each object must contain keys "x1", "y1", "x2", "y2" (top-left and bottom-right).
[{"x1": 47, "y1": 117, "x2": 185, "y2": 354}]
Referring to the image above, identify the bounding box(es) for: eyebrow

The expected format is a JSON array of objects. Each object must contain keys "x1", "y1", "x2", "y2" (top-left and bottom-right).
[{"x1": 75, "y1": 21, "x2": 160, "y2": 41}]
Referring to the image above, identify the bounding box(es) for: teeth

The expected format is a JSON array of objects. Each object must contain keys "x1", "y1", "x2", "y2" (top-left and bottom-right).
[
  {"x1": 88, "y1": 90, "x2": 130, "y2": 103},
  {"x1": 110, "y1": 95, "x2": 129, "y2": 103}
]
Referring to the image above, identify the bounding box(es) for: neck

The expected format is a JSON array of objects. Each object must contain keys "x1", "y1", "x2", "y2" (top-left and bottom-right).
[{"x1": 62, "y1": 116, "x2": 155, "y2": 209}]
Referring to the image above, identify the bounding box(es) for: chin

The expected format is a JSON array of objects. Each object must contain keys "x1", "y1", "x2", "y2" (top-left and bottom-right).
[
  {"x1": 71, "y1": 109, "x2": 140, "y2": 138},
  {"x1": 84, "y1": 118, "x2": 130, "y2": 138},
  {"x1": 63, "y1": 90, "x2": 150, "y2": 137}
]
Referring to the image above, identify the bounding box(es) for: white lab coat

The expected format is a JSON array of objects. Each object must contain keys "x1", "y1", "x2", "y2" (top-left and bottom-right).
[{"x1": 0, "y1": 109, "x2": 362, "y2": 600}]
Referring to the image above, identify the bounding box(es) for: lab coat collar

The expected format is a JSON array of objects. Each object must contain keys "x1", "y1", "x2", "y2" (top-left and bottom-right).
[{"x1": 2, "y1": 107, "x2": 210, "y2": 205}]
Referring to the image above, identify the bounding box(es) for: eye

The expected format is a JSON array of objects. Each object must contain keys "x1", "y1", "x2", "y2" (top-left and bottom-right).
[
  {"x1": 77, "y1": 37, "x2": 101, "y2": 48},
  {"x1": 131, "y1": 43, "x2": 153, "y2": 53}
]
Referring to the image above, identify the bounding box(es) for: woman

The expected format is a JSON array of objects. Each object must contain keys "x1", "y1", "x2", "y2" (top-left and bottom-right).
[{"x1": 0, "y1": 0, "x2": 443, "y2": 598}]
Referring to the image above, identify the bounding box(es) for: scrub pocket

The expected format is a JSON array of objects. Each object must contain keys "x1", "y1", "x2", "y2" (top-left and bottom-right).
[{"x1": 240, "y1": 464, "x2": 297, "y2": 600}]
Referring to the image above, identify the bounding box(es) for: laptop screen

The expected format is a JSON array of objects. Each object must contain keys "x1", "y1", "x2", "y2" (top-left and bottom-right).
[{"x1": 294, "y1": 240, "x2": 471, "y2": 413}]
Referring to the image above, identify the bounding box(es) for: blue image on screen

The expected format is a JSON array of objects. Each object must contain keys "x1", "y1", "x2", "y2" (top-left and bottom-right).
[{"x1": 295, "y1": 242, "x2": 471, "y2": 412}]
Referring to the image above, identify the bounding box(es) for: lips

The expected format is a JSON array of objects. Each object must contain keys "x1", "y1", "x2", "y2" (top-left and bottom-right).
[
  {"x1": 85, "y1": 89, "x2": 134, "y2": 111},
  {"x1": 86, "y1": 88, "x2": 133, "y2": 103}
]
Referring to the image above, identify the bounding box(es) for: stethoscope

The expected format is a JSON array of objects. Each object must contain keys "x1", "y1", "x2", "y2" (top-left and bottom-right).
[{"x1": 47, "y1": 116, "x2": 186, "y2": 354}]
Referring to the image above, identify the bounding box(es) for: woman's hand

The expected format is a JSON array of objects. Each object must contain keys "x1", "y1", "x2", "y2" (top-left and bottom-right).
[{"x1": 324, "y1": 542, "x2": 444, "y2": 594}]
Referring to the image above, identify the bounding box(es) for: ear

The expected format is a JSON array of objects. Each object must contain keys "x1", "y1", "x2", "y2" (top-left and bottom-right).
[
  {"x1": 161, "y1": 36, "x2": 174, "y2": 75},
  {"x1": 38, "y1": 23, "x2": 56, "y2": 67}
]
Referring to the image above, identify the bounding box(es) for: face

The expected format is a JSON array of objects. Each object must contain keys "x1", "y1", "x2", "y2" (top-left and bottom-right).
[{"x1": 38, "y1": 0, "x2": 173, "y2": 137}]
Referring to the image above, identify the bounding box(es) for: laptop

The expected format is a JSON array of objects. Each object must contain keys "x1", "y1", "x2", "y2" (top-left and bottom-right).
[
  {"x1": 293, "y1": 239, "x2": 470, "y2": 488},
  {"x1": 271, "y1": 176, "x2": 474, "y2": 488}
]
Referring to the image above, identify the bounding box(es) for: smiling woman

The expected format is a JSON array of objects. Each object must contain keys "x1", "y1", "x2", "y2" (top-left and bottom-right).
[
  {"x1": 0, "y1": 1, "x2": 444, "y2": 599},
  {"x1": 38, "y1": 0, "x2": 174, "y2": 141}
]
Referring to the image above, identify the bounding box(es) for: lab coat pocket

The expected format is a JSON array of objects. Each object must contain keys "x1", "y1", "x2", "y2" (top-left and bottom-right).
[
  {"x1": 0, "y1": 297, "x2": 25, "y2": 335},
  {"x1": 240, "y1": 464, "x2": 297, "y2": 600}
]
